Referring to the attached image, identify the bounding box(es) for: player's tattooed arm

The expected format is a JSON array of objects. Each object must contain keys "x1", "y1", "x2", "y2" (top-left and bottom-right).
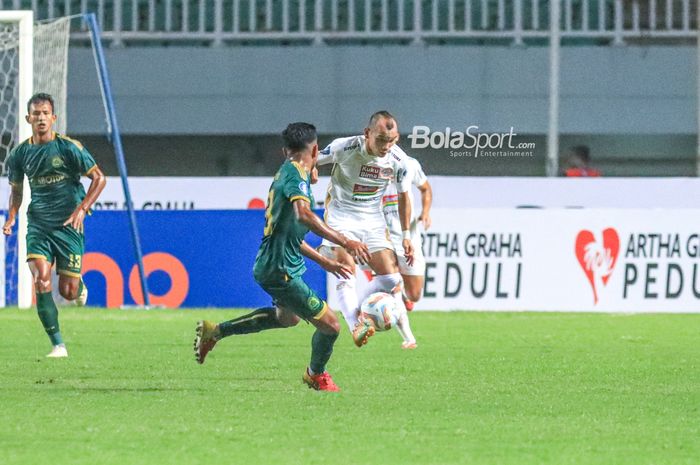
[
  {"x1": 301, "y1": 241, "x2": 353, "y2": 279},
  {"x1": 293, "y1": 198, "x2": 370, "y2": 264},
  {"x1": 3, "y1": 182, "x2": 23, "y2": 236}
]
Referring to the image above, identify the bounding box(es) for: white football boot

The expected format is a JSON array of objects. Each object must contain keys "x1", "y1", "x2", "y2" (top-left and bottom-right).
[{"x1": 46, "y1": 344, "x2": 68, "y2": 358}]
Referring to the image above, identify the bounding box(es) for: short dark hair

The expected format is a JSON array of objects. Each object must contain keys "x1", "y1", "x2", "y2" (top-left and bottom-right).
[
  {"x1": 569, "y1": 145, "x2": 590, "y2": 163},
  {"x1": 368, "y1": 110, "x2": 396, "y2": 129},
  {"x1": 27, "y1": 92, "x2": 55, "y2": 114},
  {"x1": 282, "y1": 122, "x2": 317, "y2": 152}
]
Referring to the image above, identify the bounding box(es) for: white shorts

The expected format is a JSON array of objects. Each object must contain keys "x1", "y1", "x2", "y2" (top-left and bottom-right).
[
  {"x1": 321, "y1": 207, "x2": 393, "y2": 253},
  {"x1": 387, "y1": 216, "x2": 426, "y2": 276}
]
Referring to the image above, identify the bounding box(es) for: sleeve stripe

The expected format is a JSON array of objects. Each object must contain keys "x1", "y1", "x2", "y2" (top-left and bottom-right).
[
  {"x1": 85, "y1": 165, "x2": 98, "y2": 176},
  {"x1": 289, "y1": 195, "x2": 310, "y2": 203}
]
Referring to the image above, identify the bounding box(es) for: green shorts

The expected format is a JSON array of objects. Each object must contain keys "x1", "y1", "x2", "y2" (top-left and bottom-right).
[
  {"x1": 26, "y1": 224, "x2": 84, "y2": 277},
  {"x1": 255, "y1": 272, "x2": 328, "y2": 321}
]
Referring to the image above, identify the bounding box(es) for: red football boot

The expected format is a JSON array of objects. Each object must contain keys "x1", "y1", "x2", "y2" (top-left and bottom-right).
[{"x1": 303, "y1": 369, "x2": 341, "y2": 392}]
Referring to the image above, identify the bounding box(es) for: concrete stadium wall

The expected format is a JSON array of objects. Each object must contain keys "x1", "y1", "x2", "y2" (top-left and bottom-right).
[{"x1": 67, "y1": 45, "x2": 696, "y2": 136}]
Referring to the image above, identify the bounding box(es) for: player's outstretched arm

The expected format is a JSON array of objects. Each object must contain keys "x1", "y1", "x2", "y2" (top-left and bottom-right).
[
  {"x1": 3, "y1": 182, "x2": 23, "y2": 236},
  {"x1": 398, "y1": 191, "x2": 414, "y2": 266},
  {"x1": 417, "y1": 180, "x2": 433, "y2": 230},
  {"x1": 63, "y1": 166, "x2": 107, "y2": 233},
  {"x1": 292, "y1": 199, "x2": 370, "y2": 264},
  {"x1": 301, "y1": 241, "x2": 353, "y2": 279}
]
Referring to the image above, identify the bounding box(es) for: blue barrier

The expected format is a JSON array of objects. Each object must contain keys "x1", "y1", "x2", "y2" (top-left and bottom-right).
[{"x1": 79, "y1": 210, "x2": 326, "y2": 308}]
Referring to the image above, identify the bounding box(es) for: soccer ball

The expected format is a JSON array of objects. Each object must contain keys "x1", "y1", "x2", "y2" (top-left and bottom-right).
[{"x1": 359, "y1": 292, "x2": 398, "y2": 331}]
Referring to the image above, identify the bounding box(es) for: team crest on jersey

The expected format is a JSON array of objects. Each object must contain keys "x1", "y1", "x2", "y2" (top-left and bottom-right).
[
  {"x1": 359, "y1": 165, "x2": 381, "y2": 179},
  {"x1": 298, "y1": 181, "x2": 308, "y2": 195},
  {"x1": 308, "y1": 296, "x2": 321, "y2": 310},
  {"x1": 51, "y1": 156, "x2": 64, "y2": 168},
  {"x1": 380, "y1": 167, "x2": 394, "y2": 179}
]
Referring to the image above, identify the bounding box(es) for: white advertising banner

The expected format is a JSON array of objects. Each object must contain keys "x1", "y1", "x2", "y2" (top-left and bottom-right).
[
  {"x1": 86, "y1": 177, "x2": 700, "y2": 210},
  {"x1": 329, "y1": 209, "x2": 700, "y2": 313}
]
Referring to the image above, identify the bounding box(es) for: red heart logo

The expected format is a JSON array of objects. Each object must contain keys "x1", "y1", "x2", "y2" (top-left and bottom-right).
[{"x1": 575, "y1": 228, "x2": 620, "y2": 304}]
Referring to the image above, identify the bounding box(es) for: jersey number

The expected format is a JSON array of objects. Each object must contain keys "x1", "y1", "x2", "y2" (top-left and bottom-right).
[
  {"x1": 263, "y1": 189, "x2": 275, "y2": 236},
  {"x1": 68, "y1": 254, "x2": 82, "y2": 270}
]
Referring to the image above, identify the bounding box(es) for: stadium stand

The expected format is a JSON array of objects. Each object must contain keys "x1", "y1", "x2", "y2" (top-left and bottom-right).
[{"x1": 1, "y1": 0, "x2": 696, "y2": 176}]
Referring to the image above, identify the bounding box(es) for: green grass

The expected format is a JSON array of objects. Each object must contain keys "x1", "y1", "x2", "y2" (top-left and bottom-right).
[{"x1": 1, "y1": 308, "x2": 699, "y2": 465}]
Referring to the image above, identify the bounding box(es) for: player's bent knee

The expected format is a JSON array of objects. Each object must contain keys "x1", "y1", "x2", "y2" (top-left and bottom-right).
[
  {"x1": 276, "y1": 308, "x2": 301, "y2": 327},
  {"x1": 59, "y1": 287, "x2": 78, "y2": 300},
  {"x1": 327, "y1": 319, "x2": 341, "y2": 335},
  {"x1": 34, "y1": 278, "x2": 52, "y2": 293},
  {"x1": 58, "y1": 279, "x2": 79, "y2": 300},
  {"x1": 316, "y1": 312, "x2": 341, "y2": 335},
  {"x1": 375, "y1": 272, "x2": 403, "y2": 294},
  {"x1": 405, "y1": 287, "x2": 423, "y2": 302}
]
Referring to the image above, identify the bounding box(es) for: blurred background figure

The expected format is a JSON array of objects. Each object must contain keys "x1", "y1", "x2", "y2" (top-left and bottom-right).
[{"x1": 563, "y1": 145, "x2": 601, "y2": 177}]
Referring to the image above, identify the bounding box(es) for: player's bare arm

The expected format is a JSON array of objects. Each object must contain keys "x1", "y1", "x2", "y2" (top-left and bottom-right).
[
  {"x1": 2, "y1": 182, "x2": 23, "y2": 236},
  {"x1": 63, "y1": 165, "x2": 107, "y2": 233},
  {"x1": 398, "y1": 191, "x2": 414, "y2": 266},
  {"x1": 292, "y1": 198, "x2": 370, "y2": 264},
  {"x1": 300, "y1": 241, "x2": 353, "y2": 279},
  {"x1": 417, "y1": 180, "x2": 432, "y2": 230}
]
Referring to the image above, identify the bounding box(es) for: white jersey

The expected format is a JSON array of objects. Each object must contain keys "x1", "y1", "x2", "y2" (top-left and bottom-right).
[
  {"x1": 318, "y1": 135, "x2": 411, "y2": 217},
  {"x1": 381, "y1": 156, "x2": 428, "y2": 222}
]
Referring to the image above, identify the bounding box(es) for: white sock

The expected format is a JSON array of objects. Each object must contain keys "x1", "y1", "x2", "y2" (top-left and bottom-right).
[
  {"x1": 360, "y1": 273, "x2": 416, "y2": 344},
  {"x1": 336, "y1": 275, "x2": 359, "y2": 331},
  {"x1": 358, "y1": 272, "x2": 402, "y2": 303},
  {"x1": 395, "y1": 309, "x2": 416, "y2": 344}
]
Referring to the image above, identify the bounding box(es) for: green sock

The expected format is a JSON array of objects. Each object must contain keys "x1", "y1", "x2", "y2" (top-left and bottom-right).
[
  {"x1": 36, "y1": 291, "x2": 63, "y2": 346},
  {"x1": 218, "y1": 307, "x2": 283, "y2": 338},
  {"x1": 309, "y1": 329, "x2": 338, "y2": 375}
]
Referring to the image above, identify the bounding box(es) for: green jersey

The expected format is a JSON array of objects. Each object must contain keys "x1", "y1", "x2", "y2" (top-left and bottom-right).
[
  {"x1": 7, "y1": 133, "x2": 96, "y2": 229},
  {"x1": 253, "y1": 159, "x2": 314, "y2": 281}
]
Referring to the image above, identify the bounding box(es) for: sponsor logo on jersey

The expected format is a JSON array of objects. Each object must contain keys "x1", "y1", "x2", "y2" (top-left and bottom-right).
[
  {"x1": 352, "y1": 184, "x2": 380, "y2": 201},
  {"x1": 382, "y1": 194, "x2": 399, "y2": 211},
  {"x1": 380, "y1": 167, "x2": 394, "y2": 179},
  {"x1": 31, "y1": 174, "x2": 67, "y2": 186},
  {"x1": 298, "y1": 181, "x2": 309, "y2": 195},
  {"x1": 359, "y1": 165, "x2": 381, "y2": 179},
  {"x1": 343, "y1": 143, "x2": 360, "y2": 152}
]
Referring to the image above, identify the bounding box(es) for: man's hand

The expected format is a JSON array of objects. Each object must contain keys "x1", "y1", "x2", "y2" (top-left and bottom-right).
[
  {"x1": 63, "y1": 206, "x2": 87, "y2": 233},
  {"x1": 402, "y1": 238, "x2": 414, "y2": 267},
  {"x1": 321, "y1": 259, "x2": 354, "y2": 279},
  {"x1": 2, "y1": 216, "x2": 15, "y2": 236},
  {"x1": 418, "y1": 211, "x2": 432, "y2": 230},
  {"x1": 344, "y1": 239, "x2": 370, "y2": 265}
]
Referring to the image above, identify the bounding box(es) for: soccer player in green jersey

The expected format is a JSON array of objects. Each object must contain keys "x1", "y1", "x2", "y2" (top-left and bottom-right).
[
  {"x1": 2, "y1": 93, "x2": 106, "y2": 358},
  {"x1": 194, "y1": 122, "x2": 370, "y2": 392}
]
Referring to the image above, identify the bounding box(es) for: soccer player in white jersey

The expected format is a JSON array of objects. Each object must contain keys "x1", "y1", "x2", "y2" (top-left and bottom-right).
[
  {"x1": 317, "y1": 111, "x2": 418, "y2": 349},
  {"x1": 382, "y1": 156, "x2": 432, "y2": 311}
]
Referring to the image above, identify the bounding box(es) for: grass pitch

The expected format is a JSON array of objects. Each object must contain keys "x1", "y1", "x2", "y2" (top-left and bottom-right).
[{"x1": 1, "y1": 308, "x2": 698, "y2": 465}]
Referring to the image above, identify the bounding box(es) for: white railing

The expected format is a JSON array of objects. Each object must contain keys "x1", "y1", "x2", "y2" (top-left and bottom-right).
[{"x1": 1, "y1": 0, "x2": 697, "y2": 46}]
